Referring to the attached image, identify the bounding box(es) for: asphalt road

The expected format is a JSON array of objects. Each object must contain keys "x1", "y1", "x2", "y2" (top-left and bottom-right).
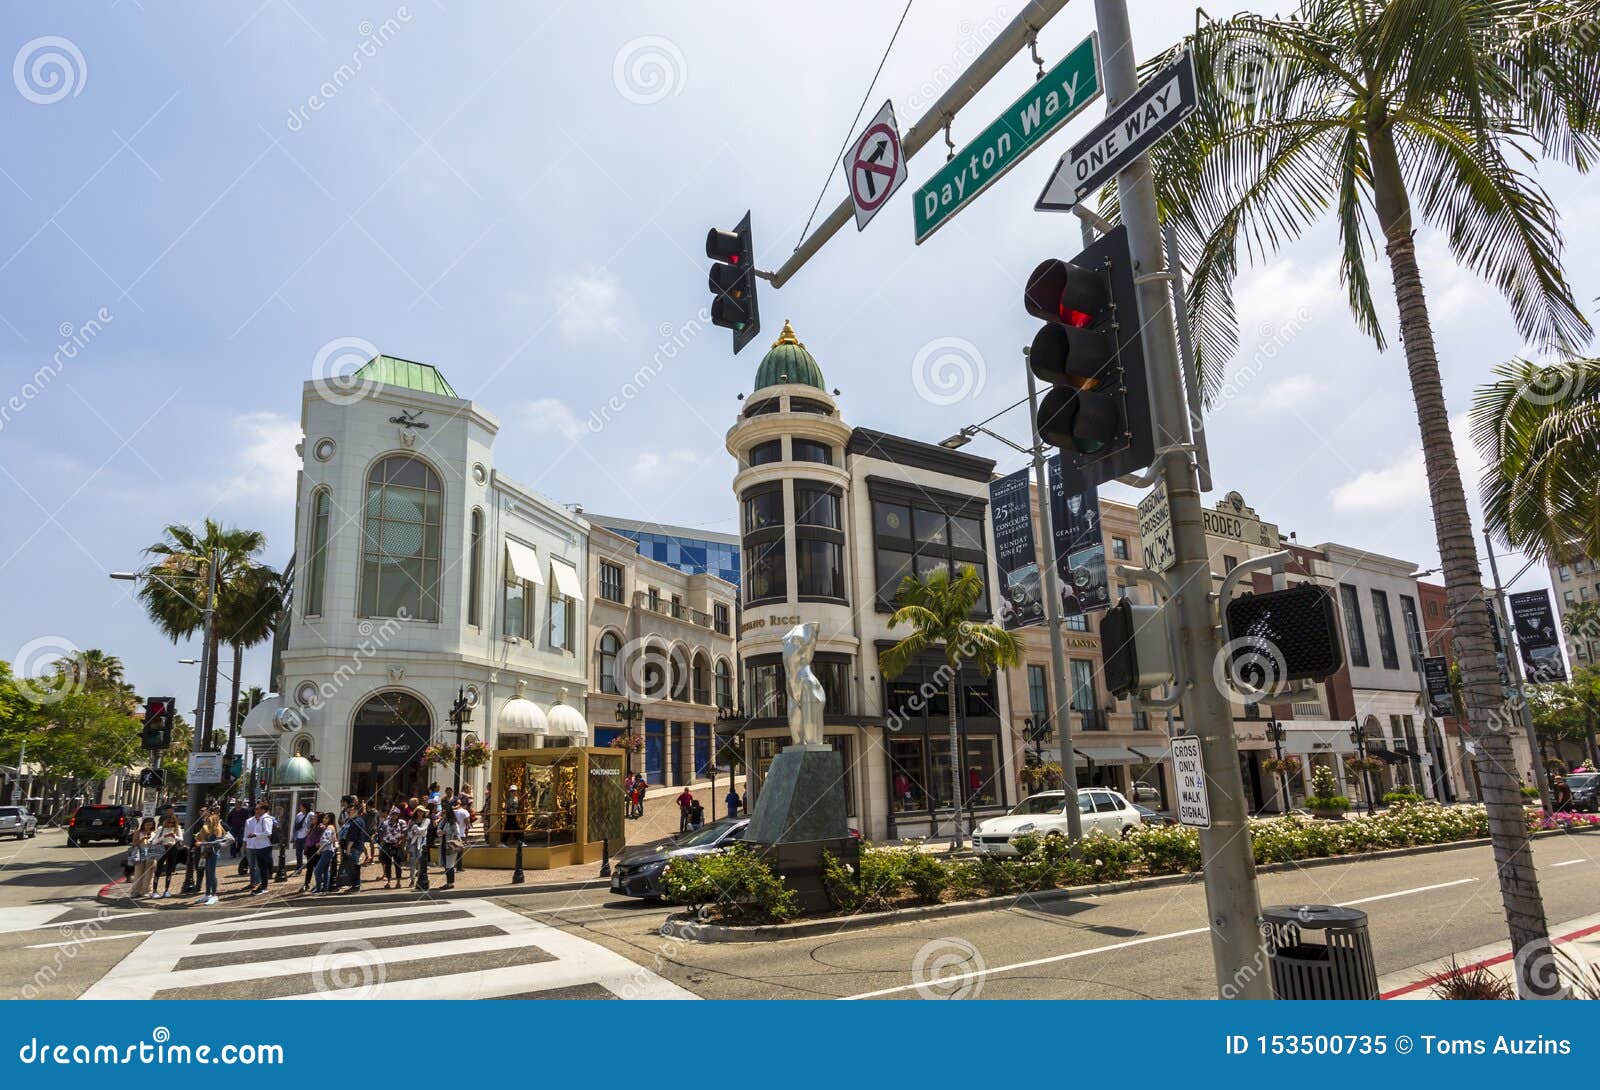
[{"x1": 3, "y1": 826, "x2": 1598, "y2": 999}]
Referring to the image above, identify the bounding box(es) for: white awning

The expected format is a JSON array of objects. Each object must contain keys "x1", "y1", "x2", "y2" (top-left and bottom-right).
[
  {"x1": 1075, "y1": 746, "x2": 1143, "y2": 764},
  {"x1": 505, "y1": 539, "x2": 544, "y2": 585},
  {"x1": 549, "y1": 557, "x2": 584, "y2": 602}
]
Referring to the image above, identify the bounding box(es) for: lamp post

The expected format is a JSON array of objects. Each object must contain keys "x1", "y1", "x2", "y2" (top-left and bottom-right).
[
  {"x1": 616, "y1": 699, "x2": 643, "y2": 779},
  {"x1": 1349, "y1": 722, "x2": 1378, "y2": 815},
  {"x1": 448, "y1": 687, "x2": 473, "y2": 796},
  {"x1": 1266, "y1": 720, "x2": 1290, "y2": 814},
  {"x1": 715, "y1": 705, "x2": 745, "y2": 821}
]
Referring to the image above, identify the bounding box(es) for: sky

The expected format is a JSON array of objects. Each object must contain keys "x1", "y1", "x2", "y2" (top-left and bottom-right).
[{"x1": 1, "y1": 1, "x2": 1594, "y2": 710}]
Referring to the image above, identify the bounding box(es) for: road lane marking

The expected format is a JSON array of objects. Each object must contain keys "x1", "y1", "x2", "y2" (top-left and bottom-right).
[
  {"x1": 1553, "y1": 859, "x2": 1585, "y2": 867},
  {"x1": 840, "y1": 877, "x2": 1479, "y2": 1000},
  {"x1": 26, "y1": 931, "x2": 151, "y2": 949}
]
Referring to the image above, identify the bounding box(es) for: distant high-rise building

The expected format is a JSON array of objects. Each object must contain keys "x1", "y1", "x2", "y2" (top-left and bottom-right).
[{"x1": 584, "y1": 514, "x2": 740, "y2": 587}]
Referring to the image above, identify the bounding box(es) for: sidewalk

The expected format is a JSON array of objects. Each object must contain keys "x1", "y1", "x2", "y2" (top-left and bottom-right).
[{"x1": 1379, "y1": 912, "x2": 1600, "y2": 999}]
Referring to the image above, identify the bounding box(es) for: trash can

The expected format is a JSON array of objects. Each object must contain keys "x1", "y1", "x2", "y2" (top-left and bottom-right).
[{"x1": 1259, "y1": 904, "x2": 1378, "y2": 1000}]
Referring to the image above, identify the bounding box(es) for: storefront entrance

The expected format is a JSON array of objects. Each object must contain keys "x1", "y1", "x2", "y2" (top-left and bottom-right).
[{"x1": 348, "y1": 691, "x2": 430, "y2": 803}]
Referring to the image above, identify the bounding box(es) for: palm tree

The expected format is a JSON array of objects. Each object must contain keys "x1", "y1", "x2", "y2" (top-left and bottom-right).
[
  {"x1": 1472, "y1": 357, "x2": 1600, "y2": 564},
  {"x1": 214, "y1": 563, "x2": 285, "y2": 775},
  {"x1": 879, "y1": 565, "x2": 1020, "y2": 850},
  {"x1": 137, "y1": 521, "x2": 269, "y2": 750},
  {"x1": 54, "y1": 649, "x2": 124, "y2": 692},
  {"x1": 1133, "y1": 0, "x2": 1600, "y2": 997}
]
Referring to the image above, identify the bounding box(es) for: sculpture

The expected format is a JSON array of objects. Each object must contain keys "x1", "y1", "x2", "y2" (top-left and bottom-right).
[{"x1": 781, "y1": 622, "x2": 827, "y2": 746}]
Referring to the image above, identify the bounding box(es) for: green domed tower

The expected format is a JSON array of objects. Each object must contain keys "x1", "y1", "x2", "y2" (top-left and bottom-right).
[{"x1": 752, "y1": 319, "x2": 826, "y2": 392}]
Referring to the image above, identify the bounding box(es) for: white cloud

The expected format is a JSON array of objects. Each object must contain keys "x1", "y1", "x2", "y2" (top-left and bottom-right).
[
  {"x1": 1233, "y1": 254, "x2": 1342, "y2": 334},
  {"x1": 554, "y1": 269, "x2": 624, "y2": 343},
  {"x1": 1330, "y1": 413, "x2": 1480, "y2": 514},
  {"x1": 628, "y1": 448, "x2": 708, "y2": 489},
  {"x1": 1255, "y1": 373, "x2": 1326, "y2": 412},
  {"x1": 526, "y1": 397, "x2": 589, "y2": 440},
  {"x1": 230, "y1": 411, "x2": 301, "y2": 503}
]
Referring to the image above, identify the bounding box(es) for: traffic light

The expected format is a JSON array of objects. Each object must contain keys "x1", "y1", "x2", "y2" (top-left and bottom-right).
[
  {"x1": 138, "y1": 767, "x2": 165, "y2": 788},
  {"x1": 1024, "y1": 224, "x2": 1154, "y2": 486},
  {"x1": 141, "y1": 696, "x2": 175, "y2": 751},
  {"x1": 1222, "y1": 584, "x2": 1344, "y2": 686},
  {"x1": 1100, "y1": 598, "x2": 1175, "y2": 697},
  {"x1": 706, "y1": 211, "x2": 761, "y2": 354}
]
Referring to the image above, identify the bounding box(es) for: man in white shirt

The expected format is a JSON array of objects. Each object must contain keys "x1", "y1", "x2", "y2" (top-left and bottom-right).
[{"x1": 244, "y1": 802, "x2": 276, "y2": 894}]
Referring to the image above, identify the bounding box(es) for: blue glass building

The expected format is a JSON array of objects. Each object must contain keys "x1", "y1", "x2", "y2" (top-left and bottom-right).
[{"x1": 584, "y1": 514, "x2": 740, "y2": 587}]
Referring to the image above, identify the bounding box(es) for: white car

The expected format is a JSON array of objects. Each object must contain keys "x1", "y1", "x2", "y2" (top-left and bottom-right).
[{"x1": 972, "y1": 789, "x2": 1143, "y2": 855}]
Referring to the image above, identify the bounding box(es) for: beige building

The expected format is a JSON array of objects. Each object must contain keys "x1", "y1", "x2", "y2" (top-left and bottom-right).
[{"x1": 584, "y1": 523, "x2": 737, "y2": 787}]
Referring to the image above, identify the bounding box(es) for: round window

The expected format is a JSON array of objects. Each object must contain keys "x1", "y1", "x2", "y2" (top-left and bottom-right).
[
  {"x1": 294, "y1": 680, "x2": 318, "y2": 707},
  {"x1": 312, "y1": 437, "x2": 337, "y2": 462},
  {"x1": 472, "y1": 462, "x2": 487, "y2": 485}
]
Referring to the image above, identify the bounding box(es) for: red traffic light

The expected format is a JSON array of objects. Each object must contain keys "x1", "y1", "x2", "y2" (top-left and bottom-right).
[
  {"x1": 1024, "y1": 257, "x2": 1110, "y2": 325},
  {"x1": 706, "y1": 228, "x2": 742, "y2": 263}
]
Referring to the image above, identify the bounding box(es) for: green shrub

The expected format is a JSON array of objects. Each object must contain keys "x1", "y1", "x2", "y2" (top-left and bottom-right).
[
  {"x1": 662, "y1": 845, "x2": 798, "y2": 923},
  {"x1": 1079, "y1": 831, "x2": 1141, "y2": 882},
  {"x1": 902, "y1": 850, "x2": 950, "y2": 904},
  {"x1": 1382, "y1": 790, "x2": 1426, "y2": 806},
  {"x1": 943, "y1": 859, "x2": 985, "y2": 900},
  {"x1": 1127, "y1": 823, "x2": 1202, "y2": 873},
  {"x1": 1521, "y1": 785, "x2": 1541, "y2": 799},
  {"x1": 1006, "y1": 830, "x2": 1086, "y2": 890}
]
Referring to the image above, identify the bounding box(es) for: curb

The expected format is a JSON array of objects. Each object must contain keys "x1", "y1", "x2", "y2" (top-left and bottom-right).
[{"x1": 659, "y1": 823, "x2": 1600, "y2": 944}]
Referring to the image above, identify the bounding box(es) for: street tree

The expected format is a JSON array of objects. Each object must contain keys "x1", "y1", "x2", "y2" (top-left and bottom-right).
[
  {"x1": 1132, "y1": 0, "x2": 1600, "y2": 996},
  {"x1": 879, "y1": 564, "x2": 1020, "y2": 850}
]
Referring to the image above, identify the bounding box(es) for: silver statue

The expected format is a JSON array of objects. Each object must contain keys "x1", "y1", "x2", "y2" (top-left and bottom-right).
[{"x1": 781, "y1": 622, "x2": 827, "y2": 746}]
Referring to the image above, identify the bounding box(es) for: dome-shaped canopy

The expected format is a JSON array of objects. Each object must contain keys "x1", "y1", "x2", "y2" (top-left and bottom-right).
[
  {"x1": 276, "y1": 755, "x2": 318, "y2": 786},
  {"x1": 500, "y1": 679, "x2": 550, "y2": 736},
  {"x1": 753, "y1": 319, "x2": 826, "y2": 393},
  {"x1": 547, "y1": 687, "x2": 589, "y2": 738}
]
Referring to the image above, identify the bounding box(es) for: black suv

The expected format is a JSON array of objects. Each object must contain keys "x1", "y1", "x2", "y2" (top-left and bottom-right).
[
  {"x1": 1567, "y1": 772, "x2": 1600, "y2": 813},
  {"x1": 67, "y1": 804, "x2": 132, "y2": 846}
]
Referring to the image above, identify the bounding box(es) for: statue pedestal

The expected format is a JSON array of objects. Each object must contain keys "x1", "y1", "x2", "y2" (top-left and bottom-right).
[{"x1": 747, "y1": 744, "x2": 854, "y2": 913}]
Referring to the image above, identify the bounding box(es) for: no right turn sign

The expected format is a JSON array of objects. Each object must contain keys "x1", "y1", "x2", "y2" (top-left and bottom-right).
[{"x1": 844, "y1": 99, "x2": 907, "y2": 231}]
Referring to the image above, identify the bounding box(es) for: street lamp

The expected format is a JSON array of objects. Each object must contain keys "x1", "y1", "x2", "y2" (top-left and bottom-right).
[
  {"x1": 616, "y1": 699, "x2": 643, "y2": 779},
  {"x1": 1349, "y1": 722, "x2": 1378, "y2": 815},
  {"x1": 447, "y1": 687, "x2": 474, "y2": 796},
  {"x1": 715, "y1": 705, "x2": 745, "y2": 821}
]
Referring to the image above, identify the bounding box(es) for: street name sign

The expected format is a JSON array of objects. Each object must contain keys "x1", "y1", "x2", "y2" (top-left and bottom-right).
[
  {"x1": 1036, "y1": 51, "x2": 1196, "y2": 212},
  {"x1": 845, "y1": 99, "x2": 908, "y2": 231},
  {"x1": 1137, "y1": 478, "x2": 1175, "y2": 573},
  {"x1": 1172, "y1": 735, "x2": 1211, "y2": 828},
  {"x1": 914, "y1": 33, "x2": 1101, "y2": 244}
]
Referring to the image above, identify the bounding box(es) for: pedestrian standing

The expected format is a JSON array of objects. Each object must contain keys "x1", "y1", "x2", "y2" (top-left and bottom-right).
[
  {"x1": 291, "y1": 801, "x2": 314, "y2": 872},
  {"x1": 313, "y1": 814, "x2": 338, "y2": 893},
  {"x1": 677, "y1": 786, "x2": 694, "y2": 832},
  {"x1": 439, "y1": 799, "x2": 466, "y2": 890},
  {"x1": 226, "y1": 801, "x2": 249, "y2": 859},
  {"x1": 408, "y1": 804, "x2": 431, "y2": 890},
  {"x1": 301, "y1": 811, "x2": 324, "y2": 892},
  {"x1": 688, "y1": 798, "x2": 704, "y2": 830},
  {"x1": 341, "y1": 804, "x2": 369, "y2": 892},
  {"x1": 152, "y1": 812, "x2": 183, "y2": 898},
  {"x1": 725, "y1": 787, "x2": 740, "y2": 818},
  {"x1": 380, "y1": 807, "x2": 409, "y2": 889},
  {"x1": 127, "y1": 818, "x2": 158, "y2": 899},
  {"x1": 243, "y1": 802, "x2": 276, "y2": 895},
  {"x1": 192, "y1": 806, "x2": 228, "y2": 905}
]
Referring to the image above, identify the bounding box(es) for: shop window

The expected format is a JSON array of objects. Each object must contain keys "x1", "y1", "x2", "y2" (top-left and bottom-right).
[
  {"x1": 792, "y1": 438, "x2": 833, "y2": 465},
  {"x1": 360, "y1": 455, "x2": 442, "y2": 620},
  {"x1": 743, "y1": 487, "x2": 784, "y2": 534},
  {"x1": 796, "y1": 538, "x2": 846, "y2": 599},
  {"x1": 748, "y1": 440, "x2": 782, "y2": 466},
  {"x1": 889, "y1": 737, "x2": 927, "y2": 813},
  {"x1": 744, "y1": 539, "x2": 787, "y2": 603}
]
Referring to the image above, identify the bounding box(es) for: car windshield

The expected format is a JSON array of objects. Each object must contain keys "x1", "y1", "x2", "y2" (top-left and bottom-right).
[
  {"x1": 0, "y1": 807, "x2": 20, "y2": 817},
  {"x1": 1568, "y1": 773, "x2": 1598, "y2": 789},
  {"x1": 1012, "y1": 795, "x2": 1064, "y2": 815},
  {"x1": 675, "y1": 820, "x2": 741, "y2": 848}
]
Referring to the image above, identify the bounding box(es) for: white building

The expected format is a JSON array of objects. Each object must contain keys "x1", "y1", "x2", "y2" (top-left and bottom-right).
[
  {"x1": 246, "y1": 356, "x2": 590, "y2": 810},
  {"x1": 727, "y1": 322, "x2": 1017, "y2": 840}
]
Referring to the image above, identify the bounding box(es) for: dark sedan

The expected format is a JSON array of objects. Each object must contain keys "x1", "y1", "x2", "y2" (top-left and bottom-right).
[{"x1": 610, "y1": 817, "x2": 750, "y2": 900}]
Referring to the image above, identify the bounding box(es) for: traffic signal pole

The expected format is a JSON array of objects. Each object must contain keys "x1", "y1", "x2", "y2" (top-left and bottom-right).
[{"x1": 1092, "y1": 0, "x2": 1268, "y2": 998}]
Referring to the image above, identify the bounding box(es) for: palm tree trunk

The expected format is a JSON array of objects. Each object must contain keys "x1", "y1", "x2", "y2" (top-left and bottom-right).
[
  {"x1": 225, "y1": 643, "x2": 243, "y2": 797},
  {"x1": 1368, "y1": 121, "x2": 1555, "y2": 996},
  {"x1": 947, "y1": 673, "x2": 963, "y2": 850}
]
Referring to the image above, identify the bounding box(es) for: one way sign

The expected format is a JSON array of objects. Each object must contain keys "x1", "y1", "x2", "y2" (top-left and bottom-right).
[{"x1": 1036, "y1": 52, "x2": 1196, "y2": 212}]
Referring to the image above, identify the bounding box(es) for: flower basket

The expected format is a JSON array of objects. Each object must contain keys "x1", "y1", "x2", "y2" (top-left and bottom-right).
[
  {"x1": 421, "y1": 742, "x2": 454, "y2": 766},
  {"x1": 460, "y1": 739, "x2": 492, "y2": 769},
  {"x1": 1261, "y1": 755, "x2": 1302, "y2": 776},
  {"x1": 1343, "y1": 755, "x2": 1384, "y2": 774},
  {"x1": 610, "y1": 731, "x2": 644, "y2": 753}
]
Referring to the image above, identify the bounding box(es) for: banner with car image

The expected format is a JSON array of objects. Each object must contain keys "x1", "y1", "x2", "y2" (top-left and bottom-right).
[
  {"x1": 990, "y1": 467, "x2": 1044, "y2": 630},
  {"x1": 1049, "y1": 455, "x2": 1110, "y2": 616}
]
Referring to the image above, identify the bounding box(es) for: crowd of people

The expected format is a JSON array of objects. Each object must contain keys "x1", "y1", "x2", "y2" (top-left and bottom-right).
[{"x1": 123, "y1": 783, "x2": 477, "y2": 906}]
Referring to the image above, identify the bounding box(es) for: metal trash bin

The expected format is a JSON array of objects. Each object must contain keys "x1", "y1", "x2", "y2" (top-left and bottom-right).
[{"x1": 1259, "y1": 905, "x2": 1378, "y2": 1000}]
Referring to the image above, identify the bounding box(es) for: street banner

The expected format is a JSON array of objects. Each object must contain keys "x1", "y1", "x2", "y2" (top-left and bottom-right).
[
  {"x1": 989, "y1": 467, "x2": 1044, "y2": 630},
  {"x1": 187, "y1": 751, "x2": 223, "y2": 785},
  {"x1": 1509, "y1": 589, "x2": 1568, "y2": 684},
  {"x1": 1049, "y1": 455, "x2": 1110, "y2": 616},
  {"x1": 1422, "y1": 655, "x2": 1454, "y2": 719}
]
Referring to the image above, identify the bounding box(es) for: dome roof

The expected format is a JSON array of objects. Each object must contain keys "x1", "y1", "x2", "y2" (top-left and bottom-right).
[
  {"x1": 753, "y1": 320, "x2": 825, "y2": 393},
  {"x1": 547, "y1": 687, "x2": 589, "y2": 738},
  {"x1": 276, "y1": 755, "x2": 318, "y2": 787},
  {"x1": 500, "y1": 680, "x2": 550, "y2": 736}
]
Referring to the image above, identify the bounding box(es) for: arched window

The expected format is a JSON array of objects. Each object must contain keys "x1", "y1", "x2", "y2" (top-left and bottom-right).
[
  {"x1": 715, "y1": 659, "x2": 732, "y2": 709},
  {"x1": 349, "y1": 690, "x2": 431, "y2": 800},
  {"x1": 692, "y1": 653, "x2": 711, "y2": 705},
  {"x1": 304, "y1": 488, "x2": 332, "y2": 617},
  {"x1": 597, "y1": 631, "x2": 621, "y2": 694},
  {"x1": 468, "y1": 508, "x2": 483, "y2": 628},
  {"x1": 360, "y1": 455, "x2": 442, "y2": 621}
]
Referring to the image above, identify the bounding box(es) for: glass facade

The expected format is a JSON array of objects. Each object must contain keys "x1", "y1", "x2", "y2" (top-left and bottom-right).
[{"x1": 598, "y1": 526, "x2": 740, "y2": 587}]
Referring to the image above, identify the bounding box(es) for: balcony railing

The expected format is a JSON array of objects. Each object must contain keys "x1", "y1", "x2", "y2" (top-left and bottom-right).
[
  {"x1": 634, "y1": 592, "x2": 713, "y2": 628},
  {"x1": 1075, "y1": 708, "x2": 1107, "y2": 732}
]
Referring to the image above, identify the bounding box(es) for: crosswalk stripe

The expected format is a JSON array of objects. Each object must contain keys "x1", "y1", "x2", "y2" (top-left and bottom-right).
[{"x1": 79, "y1": 898, "x2": 697, "y2": 1001}]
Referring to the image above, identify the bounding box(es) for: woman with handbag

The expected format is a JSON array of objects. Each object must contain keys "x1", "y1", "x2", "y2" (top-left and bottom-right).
[
  {"x1": 312, "y1": 813, "x2": 339, "y2": 893},
  {"x1": 151, "y1": 813, "x2": 182, "y2": 898},
  {"x1": 192, "y1": 806, "x2": 229, "y2": 905},
  {"x1": 379, "y1": 807, "x2": 409, "y2": 889},
  {"x1": 407, "y1": 804, "x2": 430, "y2": 890},
  {"x1": 127, "y1": 818, "x2": 158, "y2": 899},
  {"x1": 301, "y1": 812, "x2": 324, "y2": 893}
]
